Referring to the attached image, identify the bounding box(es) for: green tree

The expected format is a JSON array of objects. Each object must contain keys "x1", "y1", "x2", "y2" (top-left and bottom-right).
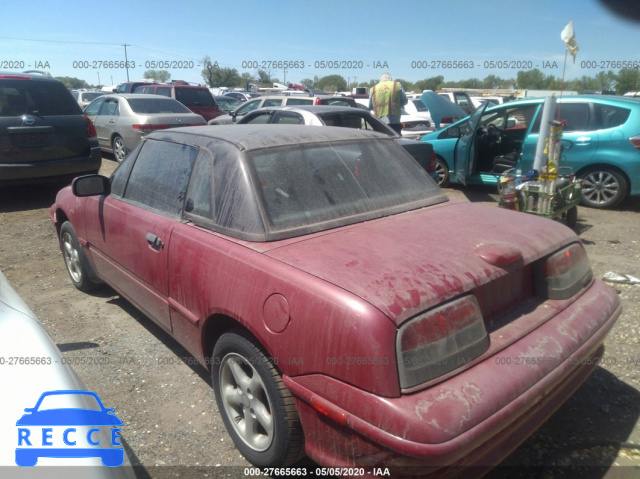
[
  {"x1": 200, "y1": 57, "x2": 241, "y2": 87},
  {"x1": 143, "y1": 69, "x2": 171, "y2": 83},
  {"x1": 414, "y1": 76, "x2": 444, "y2": 92},
  {"x1": 55, "y1": 76, "x2": 89, "y2": 89},
  {"x1": 396, "y1": 78, "x2": 415, "y2": 92},
  {"x1": 516, "y1": 69, "x2": 546, "y2": 89},
  {"x1": 300, "y1": 76, "x2": 318, "y2": 88},
  {"x1": 481, "y1": 75, "x2": 503, "y2": 89},
  {"x1": 615, "y1": 68, "x2": 640, "y2": 94},
  {"x1": 257, "y1": 69, "x2": 272, "y2": 84},
  {"x1": 315, "y1": 74, "x2": 347, "y2": 92}
]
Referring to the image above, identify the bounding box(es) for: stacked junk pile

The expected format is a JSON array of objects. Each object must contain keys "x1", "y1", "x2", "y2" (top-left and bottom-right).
[{"x1": 498, "y1": 96, "x2": 582, "y2": 229}]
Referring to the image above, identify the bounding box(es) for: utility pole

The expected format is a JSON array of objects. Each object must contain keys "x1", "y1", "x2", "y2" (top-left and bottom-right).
[
  {"x1": 97, "y1": 72, "x2": 101, "y2": 87},
  {"x1": 122, "y1": 44, "x2": 130, "y2": 82}
]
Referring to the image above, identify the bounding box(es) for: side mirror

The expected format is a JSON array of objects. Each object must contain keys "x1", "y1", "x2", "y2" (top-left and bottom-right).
[
  {"x1": 448, "y1": 127, "x2": 461, "y2": 138},
  {"x1": 506, "y1": 119, "x2": 516, "y2": 128},
  {"x1": 72, "y1": 175, "x2": 111, "y2": 197}
]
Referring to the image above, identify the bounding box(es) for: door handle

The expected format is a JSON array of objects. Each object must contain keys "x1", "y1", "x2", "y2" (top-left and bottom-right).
[{"x1": 146, "y1": 233, "x2": 164, "y2": 250}]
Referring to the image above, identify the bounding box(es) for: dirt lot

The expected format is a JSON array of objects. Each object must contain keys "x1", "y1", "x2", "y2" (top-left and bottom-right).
[{"x1": 1, "y1": 156, "x2": 639, "y2": 478}]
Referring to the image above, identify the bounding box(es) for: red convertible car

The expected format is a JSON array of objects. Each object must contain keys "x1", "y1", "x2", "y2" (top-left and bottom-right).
[{"x1": 51, "y1": 125, "x2": 621, "y2": 476}]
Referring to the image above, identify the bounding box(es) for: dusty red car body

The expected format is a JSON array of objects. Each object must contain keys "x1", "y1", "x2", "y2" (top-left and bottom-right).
[{"x1": 50, "y1": 126, "x2": 621, "y2": 476}]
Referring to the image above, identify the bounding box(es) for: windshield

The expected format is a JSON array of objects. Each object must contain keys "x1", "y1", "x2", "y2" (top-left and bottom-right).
[{"x1": 249, "y1": 138, "x2": 446, "y2": 233}]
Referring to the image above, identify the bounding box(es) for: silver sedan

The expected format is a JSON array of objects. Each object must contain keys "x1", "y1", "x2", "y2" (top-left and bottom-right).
[{"x1": 83, "y1": 94, "x2": 206, "y2": 162}]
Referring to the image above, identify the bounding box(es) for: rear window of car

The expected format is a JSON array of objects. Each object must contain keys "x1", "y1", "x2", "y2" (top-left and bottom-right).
[
  {"x1": 81, "y1": 92, "x2": 104, "y2": 102},
  {"x1": 0, "y1": 80, "x2": 80, "y2": 117},
  {"x1": 285, "y1": 98, "x2": 313, "y2": 106},
  {"x1": 318, "y1": 112, "x2": 393, "y2": 134},
  {"x1": 175, "y1": 88, "x2": 215, "y2": 106},
  {"x1": 249, "y1": 138, "x2": 445, "y2": 233},
  {"x1": 318, "y1": 98, "x2": 356, "y2": 107},
  {"x1": 411, "y1": 99, "x2": 429, "y2": 112},
  {"x1": 127, "y1": 98, "x2": 192, "y2": 114}
]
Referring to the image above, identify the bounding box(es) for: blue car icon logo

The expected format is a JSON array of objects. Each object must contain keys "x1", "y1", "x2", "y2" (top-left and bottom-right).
[{"x1": 15, "y1": 390, "x2": 124, "y2": 467}]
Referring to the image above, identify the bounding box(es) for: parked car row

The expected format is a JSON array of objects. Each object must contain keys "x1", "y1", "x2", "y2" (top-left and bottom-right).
[{"x1": 233, "y1": 104, "x2": 438, "y2": 178}]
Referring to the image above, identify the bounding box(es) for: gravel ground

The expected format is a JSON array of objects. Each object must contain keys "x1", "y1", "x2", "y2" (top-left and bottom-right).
[{"x1": 1, "y1": 156, "x2": 639, "y2": 479}]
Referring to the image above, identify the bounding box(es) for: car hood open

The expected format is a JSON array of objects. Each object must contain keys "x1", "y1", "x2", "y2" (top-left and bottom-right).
[{"x1": 263, "y1": 201, "x2": 577, "y2": 324}]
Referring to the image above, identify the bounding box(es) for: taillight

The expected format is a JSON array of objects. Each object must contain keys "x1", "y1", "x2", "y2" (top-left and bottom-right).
[
  {"x1": 313, "y1": 97, "x2": 321, "y2": 105},
  {"x1": 630, "y1": 135, "x2": 640, "y2": 150},
  {"x1": 441, "y1": 117, "x2": 454, "y2": 123},
  {"x1": 83, "y1": 115, "x2": 97, "y2": 139},
  {"x1": 132, "y1": 123, "x2": 206, "y2": 133},
  {"x1": 427, "y1": 150, "x2": 437, "y2": 173},
  {"x1": 535, "y1": 243, "x2": 592, "y2": 299},
  {"x1": 0, "y1": 75, "x2": 31, "y2": 79},
  {"x1": 396, "y1": 295, "x2": 489, "y2": 389},
  {"x1": 132, "y1": 124, "x2": 171, "y2": 133}
]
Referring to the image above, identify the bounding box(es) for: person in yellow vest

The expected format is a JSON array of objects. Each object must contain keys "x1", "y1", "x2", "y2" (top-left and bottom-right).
[{"x1": 369, "y1": 72, "x2": 407, "y2": 135}]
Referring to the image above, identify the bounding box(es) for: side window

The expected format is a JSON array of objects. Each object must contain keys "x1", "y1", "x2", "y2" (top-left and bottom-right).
[
  {"x1": 123, "y1": 139, "x2": 198, "y2": 216},
  {"x1": 184, "y1": 150, "x2": 214, "y2": 219},
  {"x1": 157, "y1": 87, "x2": 172, "y2": 97},
  {"x1": 245, "y1": 112, "x2": 273, "y2": 124},
  {"x1": 110, "y1": 142, "x2": 143, "y2": 197},
  {"x1": 100, "y1": 99, "x2": 118, "y2": 116},
  {"x1": 558, "y1": 103, "x2": 590, "y2": 132},
  {"x1": 84, "y1": 97, "x2": 105, "y2": 116},
  {"x1": 263, "y1": 99, "x2": 284, "y2": 107},
  {"x1": 236, "y1": 99, "x2": 261, "y2": 116},
  {"x1": 273, "y1": 113, "x2": 303, "y2": 124},
  {"x1": 286, "y1": 98, "x2": 314, "y2": 106},
  {"x1": 185, "y1": 142, "x2": 264, "y2": 235},
  {"x1": 596, "y1": 103, "x2": 630, "y2": 130}
]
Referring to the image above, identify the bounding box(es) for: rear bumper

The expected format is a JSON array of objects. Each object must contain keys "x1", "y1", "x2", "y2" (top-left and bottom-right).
[
  {"x1": 284, "y1": 280, "x2": 621, "y2": 476},
  {"x1": 0, "y1": 146, "x2": 101, "y2": 184}
]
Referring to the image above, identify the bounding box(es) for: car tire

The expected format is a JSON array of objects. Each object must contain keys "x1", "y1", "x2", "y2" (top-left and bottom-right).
[
  {"x1": 578, "y1": 167, "x2": 628, "y2": 209},
  {"x1": 112, "y1": 135, "x2": 127, "y2": 163},
  {"x1": 434, "y1": 156, "x2": 450, "y2": 187},
  {"x1": 211, "y1": 330, "x2": 304, "y2": 467},
  {"x1": 59, "y1": 221, "x2": 100, "y2": 293}
]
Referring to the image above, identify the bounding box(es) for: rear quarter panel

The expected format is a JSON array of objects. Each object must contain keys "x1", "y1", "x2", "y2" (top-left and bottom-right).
[{"x1": 167, "y1": 223, "x2": 401, "y2": 397}]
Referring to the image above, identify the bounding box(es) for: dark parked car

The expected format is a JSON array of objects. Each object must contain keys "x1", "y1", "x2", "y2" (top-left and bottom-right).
[
  {"x1": 0, "y1": 71, "x2": 101, "y2": 184},
  {"x1": 237, "y1": 105, "x2": 439, "y2": 180},
  {"x1": 51, "y1": 125, "x2": 620, "y2": 475},
  {"x1": 114, "y1": 81, "x2": 153, "y2": 94},
  {"x1": 134, "y1": 83, "x2": 221, "y2": 121}
]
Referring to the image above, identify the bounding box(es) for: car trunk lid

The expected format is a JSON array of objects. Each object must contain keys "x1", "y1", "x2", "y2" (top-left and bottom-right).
[
  {"x1": 263, "y1": 201, "x2": 577, "y2": 325},
  {"x1": 1, "y1": 115, "x2": 92, "y2": 164}
]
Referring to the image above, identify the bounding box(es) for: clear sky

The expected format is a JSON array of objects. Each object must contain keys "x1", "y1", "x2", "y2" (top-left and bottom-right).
[{"x1": 2, "y1": 0, "x2": 639, "y2": 88}]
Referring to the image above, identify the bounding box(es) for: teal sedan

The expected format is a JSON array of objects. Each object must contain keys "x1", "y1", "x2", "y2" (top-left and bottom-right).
[{"x1": 420, "y1": 95, "x2": 640, "y2": 208}]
